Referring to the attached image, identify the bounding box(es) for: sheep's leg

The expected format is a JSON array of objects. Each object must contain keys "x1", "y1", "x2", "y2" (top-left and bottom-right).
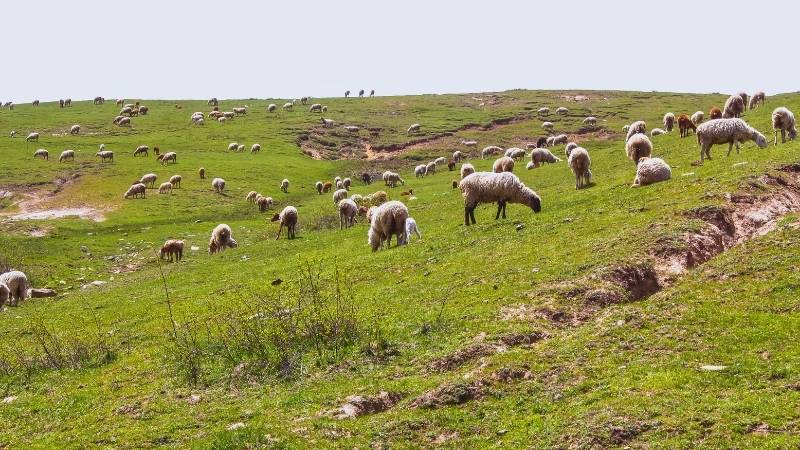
[
  {"x1": 276, "y1": 223, "x2": 283, "y2": 240},
  {"x1": 464, "y1": 207, "x2": 471, "y2": 226},
  {"x1": 775, "y1": 130, "x2": 779, "y2": 146},
  {"x1": 782, "y1": 129, "x2": 787, "y2": 144},
  {"x1": 726, "y1": 141, "x2": 734, "y2": 157},
  {"x1": 495, "y1": 202, "x2": 503, "y2": 220}
]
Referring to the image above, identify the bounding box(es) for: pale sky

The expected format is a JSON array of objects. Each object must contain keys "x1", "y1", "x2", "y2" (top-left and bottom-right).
[{"x1": 2, "y1": 0, "x2": 795, "y2": 103}]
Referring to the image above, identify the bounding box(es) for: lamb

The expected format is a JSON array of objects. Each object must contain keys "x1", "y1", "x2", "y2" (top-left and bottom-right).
[
  {"x1": 212, "y1": 177, "x2": 226, "y2": 193},
  {"x1": 96, "y1": 150, "x2": 114, "y2": 162},
  {"x1": 771, "y1": 107, "x2": 797, "y2": 145},
  {"x1": 59, "y1": 149, "x2": 76, "y2": 162},
  {"x1": 650, "y1": 128, "x2": 667, "y2": 136},
  {"x1": 415, "y1": 164, "x2": 427, "y2": 178},
  {"x1": 405, "y1": 217, "x2": 422, "y2": 243},
  {"x1": 158, "y1": 182, "x2": 173, "y2": 194},
  {"x1": 625, "y1": 134, "x2": 653, "y2": 164},
  {"x1": 385, "y1": 172, "x2": 404, "y2": 187},
  {"x1": 504, "y1": 147, "x2": 526, "y2": 161},
  {"x1": 343, "y1": 177, "x2": 352, "y2": 190},
  {"x1": 367, "y1": 201, "x2": 409, "y2": 251},
  {"x1": 0, "y1": 271, "x2": 29, "y2": 306},
  {"x1": 246, "y1": 191, "x2": 259, "y2": 202},
  {"x1": 256, "y1": 196, "x2": 273, "y2": 211},
  {"x1": 678, "y1": 114, "x2": 697, "y2": 138},
  {"x1": 551, "y1": 134, "x2": 568, "y2": 146},
  {"x1": 280, "y1": 178, "x2": 289, "y2": 193},
  {"x1": 492, "y1": 156, "x2": 515, "y2": 173},
  {"x1": 26, "y1": 132, "x2": 39, "y2": 142},
  {"x1": 696, "y1": 118, "x2": 768, "y2": 163},
  {"x1": 583, "y1": 116, "x2": 597, "y2": 127},
  {"x1": 407, "y1": 123, "x2": 421, "y2": 134},
  {"x1": 458, "y1": 172, "x2": 541, "y2": 225},
  {"x1": 722, "y1": 95, "x2": 744, "y2": 118},
  {"x1": 140, "y1": 173, "x2": 157, "y2": 188},
  {"x1": 251, "y1": 143, "x2": 261, "y2": 153},
  {"x1": 282, "y1": 102, "x2": 293, "y2": 111},
  {"x1": 709, "y1": 107, "x2": 723, "y2": 120},
  {"x1": 134, "y1": 145, "x2": 149, "y2": 157},
  {"x1": 159, "y1": 240, "x2": 184, "y2": 262},
  {"x1": 323, "y1": 181, "x2": 333, "y2": 192},
  {"x1": 124, "y1": 183, "x2": 146, "y2": 199},
  {"x1": 237, "y1": 144, "x2": 245, "y2": 152},
  {"x1": 749, "y1": 91, "x2": 766, "y2": 110},
  {"x1": 631, "y1": 157, "x2": 671, "y2": 187},
  {"x1": 158, "y1": 152, "x2": 177, "y2": 164},
  {"x1": 321, "y1": 118, "x2": 334, "y2": 128},
  {"x1": 541, "y1": 121, "x2": 554, "y2": 131},
  {"x1": 208, "y1": 224, "x2": 238, "y2": 253},
  {"x1": 568, "y1": 147, "x2": 592, "y2": 189},
  {"x1": 338, "y1": 198, "x2": 358, "y2": 229},
  {"x1": 199, "y1": 168, "x2": 206, "y2": 179},
  {"x1": 33, "y1": 149, "x2": 49, "y2": 160},
  {"x1": 625, "y1": 121, "x2": 646, "y2": 142},
  {"x1": 267, "y1": 104, "x2": 277, "y2": 112},
  {"x1": 564, "y1": 142, "x2": 579, "y2": 158},
  {"x1": 315, "y1": 181, "x2": 323, "y2": 194},
  {"x1": 528, "y1": 148, "x2": 561, "y2": 168},
  {"x1": 691, "y1": 111, "x2": 704, "y2": 126},
  {"x1": 481, "y1": 145, "x2": 502, "y2": 159},
  {"x1": 169, "y1": 175, "x2": 182, "y2": 188},
  {"x1": 663, "y1": 113, "x2": 675, "y2": 132},
  {"x1": 453, "y1": 150, "x2": 465, "y2": 162},
  {"x1": 272, "y1": 206, "x2": 298, "y2": 239},
  {"x1": 460, "y1": 163, "x2": 475, "y2": 179},
  {"x1": 537, "y1": 107, "x2": 550, "y2": 116},
  {"x1": 228, "y1": 142, "x2": 238, "y2": 151},
  {"x1": 70, "y1": 124, "x2": 81, "y2": 135},
  {"x1": 738, "y1": 92, "x2": 749, "y2": 111}
]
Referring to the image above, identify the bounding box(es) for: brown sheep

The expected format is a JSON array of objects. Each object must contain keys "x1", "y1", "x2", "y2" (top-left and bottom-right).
[
  {"x1": 678, "y1": 114, "x2": 697, "y2": 138},
  {"x1": 322, "y1": 181, "x2": 333, "y2": 193},
  {"x1": 452, "y1": 180, "x2": 459, "y2": 189},
  {"x1": 199, "y1": 167, "x2": 206, "y2": 179},
  {"x1": 400, "y1": 189, "x2": 413, "y2": 196},
  {"x1": 159, "y1": 240, "x2": 185, "y2": 262},
  {"x1": 447, "y1": 160, "x2": 456, "y2": 171},
  {"x1": 709, "y1": 107, "x2": 723, "y2": 120}
]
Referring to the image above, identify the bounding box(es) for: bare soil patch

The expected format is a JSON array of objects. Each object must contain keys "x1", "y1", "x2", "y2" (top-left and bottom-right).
[{"x1": 325, "y1": 391, "x2": 404, "y2": 419}]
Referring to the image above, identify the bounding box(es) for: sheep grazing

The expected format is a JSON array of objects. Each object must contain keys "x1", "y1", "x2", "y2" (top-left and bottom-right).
[
  {"x1": 556, "y1": 107, "x2": 569, "y2": 115},
  {"x1": 134, "y1": 145, "x2": 149, "y2": 157},
  {"x1": 772, "y1": 107, "x2": 797, "y2": 145},
  {"x1": 583, "y1": 116, "x2": 597, "y2": 127},
  {"x1": 361, "y1": 172, "x2": 372, "y2": 185},
  {"x1": 9, "y1": 130, "x2": 16, "y2": 138},
  {"x1": 738, "y1": 92, "x2": 749, "y2": 111},
  {"x1": 158, "y1": 152, "x2": 177, "y2": 164},
  {"x1": 460, "y1": 141, "x2": 477, "y2": 152},
  {"x1": 481, "y1": 145, "x2": 502, "y2": 159},
  {"x1": 537, "y1": 107, "x2": 550, "y2": 116},
  {"x1": 282, "y1": 102, "x2": 293, "y2": 111},
  {"x1": 208, "y1": 224, "x2": 238, "y2": 254},
  {"x1": 321, "y1": 106, "x2": 328, "y2": 113},
  {"x1": 709, "y1": 107, "x2": 723, "y2": 120},
  {"x1": 138, "y1": 106, "x2": 149, "y2": 115},
  {"x1": 275, "y1": 178, "x2": 287, "y2": 193},
  {"x1": 344, "y1": 125, "x2": 359, "y2": 133},
  {"x1": 625, "y1": 121, "x2": 646, "y2": 142},
  {"x1": 564, "y1": 142, "x2": 579, "y2": 158},
  {"x1": 367, "y1": 200, "x2": 408, "y2": 251},
  {"x1": 0, "y1": 282, "x2": 8, "y2": 308},
  {"x1": 267, "y1": 103, "x2": 277, "y2": 112},
  {"x1": 447, "y1": 160, "x2": 456, "y2": 171},
  {"x1": 505, "y1": 147, "x2": 526, "y2": 161},
  {"x1": 651, "y1": 128, "x2": 667, "y2": 136},
  {"x1": 321, "y1": 118, "x2": 334, "y2": 128},
  {"x1": 246, "y1": 191, "x2": 258, "y2": 202},
  {"x1": 236, "y1": 144, "x2": 245, "y2": 152},
  {"x1": 551, "y1": 134, "x2": 568, "y2": 146},
  {"x1": 272, "y1": 206, "x2": 298, "y2": 240},
  {"x1": 691, "y1": 111, "x2": 704, "y2": 126},
  {"x1": 116, "y1": 117, "x2": 131, "y2": 126},
  {"x1": 696, "y1": 118, "x2": 768, "y2": 163},
  {"x1": 407, "y1": 123, "x2": 421, "y2": 135},
  {"x1": 546, "y1": 136, "x2": 555, "y2": 147},
  {"x1": 414, "y1": 164, "x2": 427, "y2": 178},
  {"x1": 159, "y1": 240, "x2": 184, "y2": 262},
  {"x1": 384, "y1": 171, "x2": 405, "y2": 187},
  {"x1": 223, "y1": 112, "x2": 235, "y2": 119},
  {"x1": 568, "y1": 147, "x2": 592, "y2": 189},
  {"x1": 315, "y1": 181, "x2": 323, "y2": 194},
  {"x1": 257, "y1": 196, "x2": 273, "y2": 212},
  {"x1": 251, "y1": 143, "x2": 261, "y2": 153},
  {"x1": 32, "y1": 99, "x2": 40, "y2": 106},
  {"x1": 208, "y1": 97, "x2": 218, "y2": 107},
  {"x1": 0, "y1": 271, "x2": 29, "y2": 306},
  {"x1": 749, "y1": 91, "x2": 766, "y2": 110},
  {"x1": 217, "y1": 117, "x2": 227, "y2": 124},
  {"x1": 434, "y1": 156, "x2": 447, "y2": 166},
  {"x1": 663, "y1": 113, "x2": 675, "y2": 132},
  {"x1": 625, "y1": 134, "x2": 653, "y2": 164},
  {"x1": 458, "y1": 172, "x2": 541, "y2": 225},
  {"x1": 453, "y1": 150, "x2": 466, "y2": 163},
  {"x1": 233, "y1": 107, "x2": 247, "y2": 115},
  {"x1": 722, "y1": 95, "x2": 745, "y2": 118},
  {"x1": 323, "y1": 181, "x2": 333, "y2": 192},
  {"x1": 541, "y1": 121, "x2": 554, "y2": 131},
  {"x1": 536, "y1": 136, "x2": 549, "y2": 148},
  {"x1": 26, "y1": 132, "x2": 39, "y2": 142},
  {"x1": 140, "y1": 173, "x2": 157, "y2": 188},
  {"x1": 33, "y1": 149, "x2": 49, "y2": 160},
  {"x1": 678, "y1": 114, "x2": 697, "y2": 138},
  {"x1": 228, "y1": 142, "x2": 238, "y2": 151},
  {"x1": 158, "y1": 182, "x2": 173, "y2": 194},
  {"x1": 169, "y1": 175, "x2": 182, "y2": 188},
  {"x1": 338, "y1": 198, "x2": 358, "y2": 229},
  {"x1": 424, "y1": 162, "x2": 437, "y2": 176},
  {"x1": 309, "y1": 103, "x2": 323, "y2": 113},
  {"x1": 70, "y1": 124, "x2": 81, "y2": 135},
  {"x1": 405, "y1": 217, "x2": 422, "y2": 243},
  {"x1": 199, "y1": 168, "x2": 206, "y2": 179},
  {"x1": 212, "y1": 177, "x2": 226, "y2": 193},
  {"x1": 59, "y1": 149, "x2": 76, "y2": 162},
  {"x1": 96, "y1": 150, "x2": 114, "y2": 162},
  {"x1": 631, "y1": 157, "x2": 671, "y2": 187},
  {"x1": 343, "y1": 177, "x2": 352, "y2": 190},
  {"x1": 460, "y1": 163, "x2": 476, "y2": 179},
  {"x1": 529, "y1": 148, "x2": 561, "y2": 168},
  {"x1": 124, "y1": 183, "x2": 146, "y2": 199}
]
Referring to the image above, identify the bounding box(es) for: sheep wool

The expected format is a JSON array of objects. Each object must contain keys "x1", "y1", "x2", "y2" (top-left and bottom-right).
[
  {"x1": 460, "y1": 163, "x2": 476, "y2": 179},
  {"x1": 529, "y1": 148, "x2": 561, "y2": 168},
  {"x1": 458, "y1": 172, "x2": 541, "y2": 225},
  {"x1": 771, "y1": 107, "x2": 797, "y2": 145},
  {"x1": 568, "y1": 147, "x2": 592, "y2": 189},
  {"x1": 632, "y1": 157, "x2": 671, "y2": 187},
  {"x1": 208, "y1": 224, "x2": 238, "y2": 254},
  {"x1": 625, "y1": 121, "x2": 647, "y2": 142},
  {"x1": 696, "y1": 118, "x2": 768, "y2": 163},
  {"x1": 493, "y1": 156, "x2": 515, "y2": 173},
  {"x1": 367, "y1": 200, "x2": 409, "y2": 251},
  {"x1": 626, "y1": 134, "x2": 653, "y2": 165},
  {"x1": 124, "y1": 183, "x2": 146, "y2": 199},
  {"x1": 338, "y1": 198, "x2": 358, "y2": 229},
  {"x1": 273, "y1": 206, "x2": 298, "y2": 239},
  {"x1": 0, "y1": 271, "x2": 28, "y2": 306}
]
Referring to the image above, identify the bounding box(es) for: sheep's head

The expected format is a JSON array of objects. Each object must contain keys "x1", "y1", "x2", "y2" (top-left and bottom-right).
[
  {"x1": 271, "y1": 213, "x2": 281, "y2": 222},
  {"x1": 790, "y1": 128, "x2": 798, "y2": 141},
  {"x1": 753, "y1": 132, "x2": 768, "y2": 148},
  {"x1": 227, "y1": 238, "x2": 238, "y2": 249}
]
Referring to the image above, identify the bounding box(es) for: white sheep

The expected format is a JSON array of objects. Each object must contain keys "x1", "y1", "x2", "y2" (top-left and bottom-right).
[
  {"x1": 663, "y1": 113, "x2": 676, "y2": 132},
  {"x1": 625, "y1": 133, "x2": 653, "y2": 165},
  {"x1": 321, "y1": 118, "x2": 334, "y2": 128},
  {"x1": 344, "y1": 125, "x2": 359, "y2": 133},
  {"x1": 233, "y1": 107, "x2": 247, "y2": 115},
  {"x1": 236, "y1": 144, "x2": 245, "y2": 152},
  {"x1": 367, "y1": 200, "x2": 408, "y2": 251},
  {"x1": 415, "y1": 164, "x2": 427, "y2": 178},
  {"x1": 70, "y1": 124, "x2": 81, "y2": 135},
  {"x1": 124, "y1": 183, "x2": 146, "y2": 199},
  {"x1": 458, "y1": 172, "x2": 541, "y2": 225},
  {"x1": 722, "y1": 95, "x2": 745, "y2": 118},
  {"x1": 26, "y1": 132, "x2": 39, "y2": 142},
  {"x1": 504, "y1": 147, "x2": 526, "y2": 161},
  {"x1": 257, "y1": 196, "x2": 273, "y2": 211},
  {"x1": 0, "y1": 271, "x2": 29, "y2": 306},
  {"x1": 251, "y1": 143, "x2": 261, "y2": 153},
  {"x1": 650, "y1": 128, "x2": 667, "y2": 136},
  {"x1": 568, "y1": 147, "x2": 592, "y2": 189},
  {"x1": 139, "y1": 173, "x2": 156, "y2": 188},
  {"x1": 158, "y1": 152, "x2": 177, "y2": 164},
  {"x1": 96, "y1": 150, "x2": 114, "y2": 162},
  {"x1": 625, "y1": 121, "x2": 646, "y2": 142},
  {"x1": 343, "y1": 177, "x2": 352, "y2": 190},
  {"x1": 59, "y1": 149, "x2": 75, "y2": 162},
  {"x1": 564, "y1": 142, "x2": 579, "y2": 158},
  {"x1": 691, "y1": 111, "x2": 704, "y2": 126},
  {"x1": 772, "y1": 107, "x2": 797, "y2": 145},
  {"x1": 315, "y1": 181, "x2": 323, "y2": 194},
  {"x1": 528, "y1": 148, "x2": 561, "y2": 168},
  {"x1": 405, "y1": 217, "x2": 422, "y2": 243},
  {"x1": 696, "y1": 118, "x2": 768, "y2": 163},
  {"x1": 158, "y1": 182, "x2": 173, "y2": 194},
  {"x1": 434, "y1": 156, "x2": 447, "y2": 166},
  {"x1": 116, "y1": 117, "x2": 131, "y2": 126},
  {"x1": 583, "y1": 116, "x2": 597, "y2": 127},
  {"x1": 538, "y1": 107, "x2": 550, "y2": 116},
  {"x1": 282, "y1": 102, "x2": 294, "y2": 111},
  {"x1": 228, "y1": 142, "x2": 238, "y2": 151},
  {"x1": 460, "y1": 141, "x2": 477, "y2": 151},
  {"x1": 338, "y1": 198, "x2": 358, "y2": 229},
  {"x1": 460, "y1": 163, "x2": 475, "y2": 179},
  {"x1": 272, "y1": 206, "x2": 298, "y2": 239},
  {"x1": 385, "y1": 172, "x2": 405, "y2": 187},
  {"x1": 212, "y1": 177, "x2": 226, "y2": 193},
  {"x1": 309, "y1": 103, "x2": 322, "y2": 113},
  {"x1": 280, "y1": 178, "x2": 289, "y2": 193},
  {"x1": 481, "y1": 145, "x2": 502, "y2": 159},
  {"x1": 9, "y1": 130, "x2": 16, "y2": 138},
  {"x1": 333, "y1": 188, "x2": 348, "y2": 205},
  {"x1": 453, "y1": 150, "x2": 465, "y2": 162},
  {"x1": 631, "y1": 157, "x2": 671, "y2": 187},
  {"x1": 541, "y1": 121, "x2": 554, "y2": 131},
  {"x1": 33, "y1": 149, "x2": 49, "y2": 160},
  {"x1": 556, "y1": 107, "x2": 569, "y2": 115},
  {"x1": 268, "y1": 104, "x2": 277, "y2": 112},
  {"x1": 407, "y1": 123, "x2": 421, "y2": 135},
  {"x1": 208, "y1": 224, "x2": 238, "y2": 253},
  {"x1": 749, "y1": 92, "x2": 766, "y2": 110},
  {"x1": 551, "y1": 134, "x2": 568, "y2": 146}
]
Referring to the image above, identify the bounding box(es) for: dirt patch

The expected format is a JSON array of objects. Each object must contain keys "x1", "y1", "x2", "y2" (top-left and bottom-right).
[
  {"x1": 1, "y1": 173, "x2": 109, "y2": 222},
  {"x1": 426, "y1": 344, "x2": 494, "y2": 373},
  {"x1": 10, "y1": 207, "x2": 106, "y2": 222},
  {"x1": 408, "y1": 379, "x2": 490, "y2": 409},
  {"x1": 326, "y1": 391, "x2": 404, "y2": 419},
  {"x1": 491, "y1": 366, "x2": 533, "y2": 383},
  {"x1": 497, "y1": 331, "x2": 548, "y2": 347}
]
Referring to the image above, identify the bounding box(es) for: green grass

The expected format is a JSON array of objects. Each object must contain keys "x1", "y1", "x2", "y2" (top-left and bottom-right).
[{"x1": 1, "y1": 90, "x2": 800, "y2": 448}]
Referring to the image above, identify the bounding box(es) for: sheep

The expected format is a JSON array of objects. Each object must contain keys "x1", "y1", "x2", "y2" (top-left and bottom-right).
[
  {"x1": 268, "y1": 103, "x2": 278, "y2": 112},
  {"x1": 208, "y1": 224, "x2": 238, "y2": 254},
  {"x1": 120, "y1": 106, "x2": 134, "y2": 116},
  {"x1": 321, "y1": 106, "x2": 328, "y2": 112},
  {"x1": 233, "y1": 107, "x2": 247, "y2": 115},
  {"x1": 343, "y1": 177, "x2": 352, "y2": 190},
  {"x1": 199, "y1": 168, "x2": 206, "y2": 179},
  {"x1": 651, "y1": 128, "x2": 667, "y2": 136},
  {"x1": 447, "y1": 160, "x2": 456, "y2": 171},
  {"x1": 460, "y1": 141, "x2": 477, "y2": 152},
  {"x1": 481, "y1": 145, "x2": 502, "y2": 159},
  {"x1": 568, "y1": 147, "x2": 592, "y2": 189},
  {"x1": 458, "y1": 172, "x2": 541, "y2": 225},
  {"x1": 134, "y1": 145, "x2": 149, "y2": 157},
  {"x1": 282, "y1": 102, "x2": 294, "y2": 111},
  {"x1": 246, "y1": 191, "x2": 258, "y2": 202},
  {"x1": 528, "y1": 148, "x2": 561, "y2": 168},
  {"x1": 338, "y1": 198, "x2": 358, "y2": 229},
  {"x1": 158, "y1": 152, "x2": 177, "y2": 164},
  {"x1": 625, "y1": 134, "x2": 653, "y2": 164},
  {"x1": 315, "y1": 181, "x2": 323, "y2": 194},
  {"x1": 228, "y1": 142, "x2": 238, "y2": 151},
  {"x1": 59, "y1": 149, "x2": 75, "y2": 162},
  {"x1": 622, "y1": 124, "x2": 630, "y2": 133},
  {"x1": 309, "y1": 103, "x2": 323, "y2": 113},
  {"x1": 434, "y1": 156, "x2": 447, "y2": 166},
  {"x1": 537, "y1": 107, "x2": 550, "y2": 116},
  {"x1": 493, "y1": 156, "x2": 515, "y2": 173},
  {"x1": 536, "y1": 136, "x2": 549, "y2": 148},
  {"x1": 0, "y1": 271, "x2": 29, "y2": 306},
  {"x1": 407, "y1": 123, "x2": 421, "y2": 135},
  {"x1": 370, "y1": 191, "x2": 388, "y2": 206},
  {"x1": 138, "y1": 106, "x2": 149, "y2": 115},
  {"x1": 359, "y1": 89, "x2": 365, "y2": 97},
  {"x1": 678, "y1": 114, "x2": 697, "y2": 138},
  {"x1": 33, "y1": 149, "x2": 49, "y2": 160},
  {"x1": 0, "y1": 282, "x2": 8, "y2": 308},
  {"x1": 272, "y1": 206, "x2": 298, "y2": 239},
  {"x1": 124, "y1": 183, "x2": 146, "y2": 199},
  {"x1": 424, "y1": 162, "x2": 437, "y2": 176},
  {"x1": 541, "y1": 121, "x2": 554, "y2": 131},
  {"x1": 70, "y1": 124, "x2": 81, "y2": 135},
  {"x1": 257, "y1": 196, "x2": 273, "y2": 211},
  {"x1": 460, "y1": 163, "x2": 475, "y2": 179},
  {"x1": 551, "y1": 134, "x2": 568, "y2": 146},
  {"x1": 772, "y1": 107, "x2": 797, "y2": 145},
  {"x1": 26, "y1": 132, "x2": 39, "y2": 142},
  {"x1": 696, "y1": 118, "x2": 768, "y2": 163},
  {"x1": 691, "y1": 111, "x2": 704, "y2": 126},
  {"x1": 546, "y1": 136, "x2": 555, "y2": 147},
  {"x1": 749, "y1": 91, "x2": 766, "y2": 110},
  {"x1": 556, "y1": 107, "x2": 569, "y2": 115},
  {"x1": 385, "y1": 172, "x2": 404, "y2": 187},
  {"x1": 321, "y1": 118, "x2": 334, "y2": 128},
  {"x1": 738, "y1": 92, "x2": 749, "y2": 111},
  {"x1": 367, "y1": 201, "x2": 408, "y2": 250},
  {"x1": 280, "y1": 179, "x2": 289, "y2": 193},
  {"x1": 223, "y1": 112, "x2": 235, "y2": 119},
  {"x1": 361, "y1": 172, "x2": 372, "y2": 185},
  {"x1": 334, "y1": 176, "x2": 342, "y2": 185},
  {"x1": 9, "y1": 130, "x2": 16, "y2": 138},
  {"x1": 212, "y1": 177, "x2": 226, "y2": 193},
  {"x1": 344, "y1": 125, "x2": 359, "y2": 133},
  {"x1": 722, "y1": 95, "x2": 744, "y2": 118},
  {"x1": 345, "y1": 90, "x2": 350, "y2": 98},
  {"x1": 237, "y1": 144, "x2": 245, "y2": 153},
  {"x1": 159, "y1": 240, "x2": 184, "y2": 262},
  {"x1": 453, "y1": 150, "x2": 465, "y2": 163},
  {"x1": 140, "y1": 173, "x2": 157, "y2": 188},
  {"x1": 405, "y1": 217, "x2": 422, "y2": 243},
  {"x1": 96, "y1": 150, "x2": 114, "y2": 162},
  {"x1": 625, "y1": 121, "x2": 646, "y2": 142},
  {"x1": 158, "y1": 182, "x2": 173, "y2": 194},
  {"x1": 583, "y1": 116, "x2": 597, "y2": 127},
  {"x1": 208, "y1": 97, "x2": 218, "y2": 106},
  {"x1": 505, "y1": 147, "x2": 526, "y2": 161},
  {"x1": 169, "y1": 175, "x2": 182, "y2": 188},
  {"x1": 415, "y1": 164, "x2": 427, "y2": 178},
  {"x1": 564, "y1": 142, "x2": 579, "y2": 158},
  {"x1": 217, "y1": 117, "x2": 227, "y2": 124},
  {"x1": 370, "y1": 89, "x2": 375, "y2": 97},
  {"x1": 322, "y1": 181, "x2": 333, "y2": 193},
  {"x1": 709, "y1": 107, "x2": 723, "y2": 120},
  {"x1": 631, "y1": 157, "x2": 671, "y2": 187},
  {"x1": 251, "y1": 143, "x2": 261, "y2": 153},
  {"x1": 663, "y1": 113, "x2": 675, "y2": 132},
  {"x1": 116, "y1": 117, "x2": 131, "y2": 126}
]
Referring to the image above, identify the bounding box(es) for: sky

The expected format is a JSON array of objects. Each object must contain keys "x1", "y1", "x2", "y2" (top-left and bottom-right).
[{"x1": 2, "y1": 0, "x2": 796, "y2": 102}]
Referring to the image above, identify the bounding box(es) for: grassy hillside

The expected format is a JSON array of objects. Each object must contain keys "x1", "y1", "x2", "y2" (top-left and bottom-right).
[{"x1": 1, "y1": 90, "x2": 799, "y2": 448}]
